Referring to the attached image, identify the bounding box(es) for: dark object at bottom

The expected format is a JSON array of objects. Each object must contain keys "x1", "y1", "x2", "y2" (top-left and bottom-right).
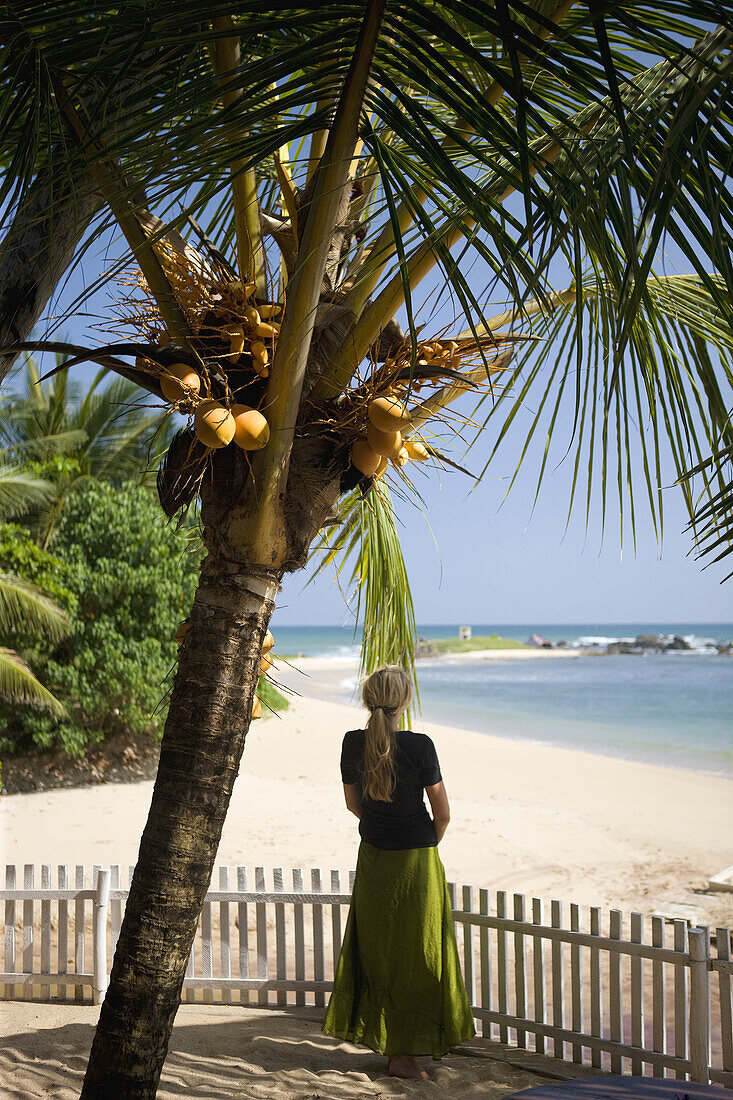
[{"x1": 503, "y1": 1076, "x2": 730, "y2": 1099}]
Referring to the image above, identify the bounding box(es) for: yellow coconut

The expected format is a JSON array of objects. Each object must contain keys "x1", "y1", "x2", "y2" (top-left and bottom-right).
[
  {"x1": 175, "y1": 620, "x2": 190, "y2": 645},
  {"x1": 367, "y1": 423, "x2": 403, "y2": 459},
  {"x1": 374, "y1": 455, "x2": 389, "y2": 479},
  {"x1": 263, "y1": 629, "x2": 274, "y2": 653},
  {"x1": 243, "y1": 306, "x2": 261, "y2": 327},
  {"x1": 160, "y1": 362, "x2": 201, "y2": 403},
  {"x1": 368, "y1": 396, "x2": 411, "y2": 433},
  {"x1": 351, "y1": 439, "x2": 382, "y2": 477},
  {"x1": 254, "y1": 321, "x2": 279, "y2": 340},
  {"x1": 228, "y1": 325, "x2": 245, "y2": 362},
  {"x1": 194, "y1": 400, "x2": 236, "y2": 449},
  {"x1": 260, "y1": 651, "x2": 274, "y2": 674},
  {"x1": 258, "y1": 303, "x2": 281, "y2": 319},
  {"x1": 405, "y1": 439, "x2": 430, "y2": 462},
  {"x1": 249, "y1": 340, "x2": 270, "y2": 378},
  {"x1": 251, "y1": 694, "x2": 262, "y2": 720},
  {"x1": 231, "y1": 404, "x2": 270, "y2": 451},
  {"x1": 250, "y1": 340, "x2": 269, "y2": 365},
  {"x1": 392, "y1": 446, "x2": 409, "y2": 468}
]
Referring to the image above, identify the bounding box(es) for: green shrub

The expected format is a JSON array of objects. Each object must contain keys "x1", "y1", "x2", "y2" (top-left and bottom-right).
[{"x1": 1, "y1": 483, "x2": 200, "y2": 757}]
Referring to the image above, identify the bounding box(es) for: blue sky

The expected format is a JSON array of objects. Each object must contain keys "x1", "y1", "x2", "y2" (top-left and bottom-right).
[{"x1": 17, "y1": 193, "x2": 733, "y2": 628}]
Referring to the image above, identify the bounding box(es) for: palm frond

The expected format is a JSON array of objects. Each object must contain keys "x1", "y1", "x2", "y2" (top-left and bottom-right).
[
  {"x1": 0, "y1": 646, "x2": 67, "y2": 715},
  {"x1": 0, "y1": 465, "x2": 54, "y2": 520},
  {"x1": 308, "y1": 483, "x2": 419, "y2": 709},
  {"x1": 470, "y1": 274, "x2": 733, "y2": 556},
  {"x1": 0, "y1": 571, "x2": 70, "y2": 640}
]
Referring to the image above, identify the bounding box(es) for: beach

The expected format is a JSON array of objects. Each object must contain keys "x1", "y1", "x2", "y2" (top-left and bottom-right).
[
  {"x1": 4, "y1": 655, "x2": 732, "y2": 921},
  {"x1": 2, "y1": 653, "x2": 732, "y2": 1098}
]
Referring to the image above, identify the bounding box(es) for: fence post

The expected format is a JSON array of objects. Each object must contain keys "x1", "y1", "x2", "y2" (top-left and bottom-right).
[
  {"x1": 92, "y1": 869, "x2": 111, "y2": 1005},
  {"x1": 688, "y1": 927, "x2": 711, "y2": 1083}
]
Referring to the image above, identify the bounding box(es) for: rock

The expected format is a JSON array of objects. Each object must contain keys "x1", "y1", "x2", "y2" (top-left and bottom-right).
[
  {"x1": 527, "y1": 633, "x2": 553, "y2": 648},
  {"x1": 635, "y1": 634, "x2": 662, "y2": 649},
  {"x1": 665, "y1": 635, "x2": 691, "y2": 651}
]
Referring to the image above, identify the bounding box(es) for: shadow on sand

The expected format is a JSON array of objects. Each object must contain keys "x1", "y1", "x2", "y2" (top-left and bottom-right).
[{"x1": 0, "y1": 1003, "x2": 549, "y2": 1099}]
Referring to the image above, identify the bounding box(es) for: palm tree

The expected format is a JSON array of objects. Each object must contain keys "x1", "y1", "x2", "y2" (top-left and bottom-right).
[
  {"x1": 0, "y1": 3, "x2": 731, "y2": 1095},
  {"x1": 0, "y1": 355, "x2": 174, "y2": 544},
  {"x1": 0, "y1": 461, "x2": 68, "y2": 714}
]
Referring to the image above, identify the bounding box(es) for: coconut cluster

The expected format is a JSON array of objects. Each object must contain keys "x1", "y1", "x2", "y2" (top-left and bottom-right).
[
  {"x1": 125, "y1": 245, "x2": 282, "y2": 453},
  {"x1": 350, "y1": 396, "x2": 421, "y2": 476}
]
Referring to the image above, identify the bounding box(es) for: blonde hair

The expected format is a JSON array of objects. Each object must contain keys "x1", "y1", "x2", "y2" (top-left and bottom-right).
[{"x1": 361, "y1": 666, "x2": 412, "y2": 802}]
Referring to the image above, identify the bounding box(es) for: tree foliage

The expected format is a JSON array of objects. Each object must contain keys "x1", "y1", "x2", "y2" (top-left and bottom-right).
[{"x1": 0, "y1": 482, "x2": 200, "y2": 757}]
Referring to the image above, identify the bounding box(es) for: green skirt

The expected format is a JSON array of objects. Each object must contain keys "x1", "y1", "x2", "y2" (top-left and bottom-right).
[{"x1": 322, "y1": 841, "x2": 475, "y2": 1058}]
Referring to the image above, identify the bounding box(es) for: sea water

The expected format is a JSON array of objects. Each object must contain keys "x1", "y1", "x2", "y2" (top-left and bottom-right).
[{"x1": 268, "y1": 622, "x2": 733, "y2": 777}]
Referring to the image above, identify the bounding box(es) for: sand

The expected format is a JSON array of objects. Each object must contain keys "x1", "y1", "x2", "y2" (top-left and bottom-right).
[
  {"x1": 2, "y1": 653, "x2": 731, "y2": 1097},
  {"x1": 0, "y1": 1001, "x2": 604, "y2": 1099}
]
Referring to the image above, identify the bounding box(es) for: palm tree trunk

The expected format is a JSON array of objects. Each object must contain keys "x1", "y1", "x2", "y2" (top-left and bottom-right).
[{"x1": 80, "y1": 552, "x2": 280, "y2": 1099}]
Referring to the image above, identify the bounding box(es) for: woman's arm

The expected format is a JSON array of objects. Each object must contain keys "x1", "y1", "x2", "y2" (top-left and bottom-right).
[
  {"x1": 426, "y1": 781, "x2": 450, "y2": 842},
  {"x1": 343, "y1": 782, "x2": 363, "y2": 819}
]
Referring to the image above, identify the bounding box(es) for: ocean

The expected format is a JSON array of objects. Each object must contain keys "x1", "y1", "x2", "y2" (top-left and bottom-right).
[{"x1": 269, "y1": 622, "x2": 733, "y2": 777}]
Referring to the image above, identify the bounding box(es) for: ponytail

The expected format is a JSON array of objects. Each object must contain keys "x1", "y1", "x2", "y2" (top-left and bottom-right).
[{"x1": 361, "y1": 667, "x2": 412, "y2": 802}]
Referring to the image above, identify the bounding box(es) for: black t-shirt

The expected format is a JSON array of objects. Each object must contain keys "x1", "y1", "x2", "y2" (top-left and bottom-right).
[{"x1": 340, "y1": 728, "x2": 442, "y2": 850}]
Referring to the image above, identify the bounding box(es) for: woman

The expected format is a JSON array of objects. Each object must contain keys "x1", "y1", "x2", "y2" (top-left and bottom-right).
[{"x1": 322, "y1": 666, "x2": 475, "y2": 1080}]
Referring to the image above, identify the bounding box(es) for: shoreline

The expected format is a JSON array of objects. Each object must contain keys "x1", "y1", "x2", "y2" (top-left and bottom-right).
[{"x1": 273, "y1": 655, "x2": 732, "y2": 780}]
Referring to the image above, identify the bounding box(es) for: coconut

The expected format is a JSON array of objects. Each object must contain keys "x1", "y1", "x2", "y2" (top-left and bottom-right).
[
  {"x1": 262, "y1": 629, "x2": 274, "y2": 653},
  {"x1": 254, "y1": 321, "x2": 279, "y2": 340},
  {"x1": 249, "y1": 340, "x2": 269, "y2": 379},
  {"x1": 367, "y1": 423, "x2": 403, "y2": 459},
  {"x1": 260, "y1": 652, "x2": 274, "y2": 674},
  {"x1": 228, "y1": 325, "x2": 245, "y2": 362},
  {"x1": 251, "y1": 694, "x2": 262, "y2": 720},
  {"x1": 374, "y1": 455, "x2": 389, "y2": 479},
  {"x1": 392, "y1": 446, "x2": 409, "y2": 468},
  {"x1": 243, "y1": 306, "x2": 261, "y2": 327},
  {"x1": 175, "y1": 620, "x2": 190, "y2": 645},
  {"x1": 194, "y1": 400, "x2": 236, "y2": 449},
  {"x1": 250, "y1": 340, "x2": 269, "y2": 365},
  {"x1": 351, "y1": 440, "x2": 382, "y2": 477},
  {"x1": 231, "y1": 405, "x2": 270, "y2": 451},
  {"x1": 405, "y1": 439, "x2": 430, "y2": 462},
  {"x1": 160, "y1": 362, "x2": 201, "y2": 403},
  {"x1": 258, "y1": 303, "x2": 281, "y2": 319},
  {"x1": 368, "y1": 396, "x2": 411, "y2": 433}
]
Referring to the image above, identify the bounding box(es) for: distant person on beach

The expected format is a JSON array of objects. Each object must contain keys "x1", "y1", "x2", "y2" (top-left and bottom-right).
[{"x1": 322, "y1": 666, "x2": 475, "y2": 1080}]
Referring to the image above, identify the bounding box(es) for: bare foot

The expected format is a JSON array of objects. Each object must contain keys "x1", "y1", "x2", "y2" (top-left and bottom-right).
[{"x1": 388, "y1": 1055, "x2": 429, "y2": 1080}]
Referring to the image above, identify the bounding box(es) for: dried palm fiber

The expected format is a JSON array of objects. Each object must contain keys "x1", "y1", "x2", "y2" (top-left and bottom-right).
[
  {"x1": 367, "y1": 423, "x2": 402, "y2": 459},
  {"x1": 157, "y1": 428, "x2": 209, "y2": 518},
  {"x1": 160, "y1": 362, "x2": 201, "y2": 403},
  {"x1": 351, "y1": 439, "x2": 382, "y2": 476},
  {"x1": 263, "y1": 629, "x2": 274, "y2": 653},
  {"x1": 368, "y1": 396, "x2": 411, "y2": 432},
  {"x1": 251, "y1": 694, "x2": 262, "y2": 720},
  {"x1": 175, "y1": 620, "x2": 190, "y2": 645},
  {"x1": 195, "y1": 399, "x2": 236, "y2": 449},
  {"x1": 230, "y1": 404, "x2": 270, "y2": 450}
]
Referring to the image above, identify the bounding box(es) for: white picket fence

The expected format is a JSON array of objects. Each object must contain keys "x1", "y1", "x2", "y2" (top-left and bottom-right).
[{"x1": 2, "y1": 864, "x2": 732, "y2": 1087}]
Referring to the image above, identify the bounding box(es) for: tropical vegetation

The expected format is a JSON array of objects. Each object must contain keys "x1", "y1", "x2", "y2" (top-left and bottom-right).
[{"x1": 0, "y1": 2, "x2": 731, "y2": 1095}]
